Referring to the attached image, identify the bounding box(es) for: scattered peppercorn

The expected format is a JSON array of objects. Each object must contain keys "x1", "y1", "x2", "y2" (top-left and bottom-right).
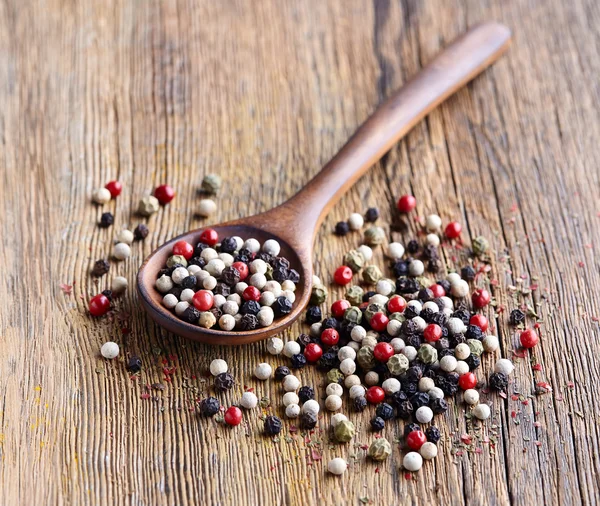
[
  {"x1": 99, "y1": 212, "x2": 114, "y2": 228},
  {"x1": 375, "y1": 402, "x2": 394, "y2": 420},
  {"x1": 298, "y1": 386, "x2": 314, "y2": 403},
  {"x1": 305, "y1": 306, "x2": 322, "y2": 324},
  {"x1": 264, "y1": 415, "x2": 283, "y2": 435},
  {"x1": 489, "y1": 372, "x2": 508, "y2": 391},
  {"x1": 370, "y1": 416, "x2": 385, "y2": 431},
  {"x1": 425, "y1": 426, "x2": 441, "y2": 444},
  {"x1": 199, "y1": 397, "x2": 220, "y2": 417},
  {"x1": 461, "y1": 265, "x2": 476, "y2": 281},
  {"x1": 133, "y1": 223, "x2": 149, "y2": 240},
  {"x1": 91, "y1": 259, "x2": 110, "y2": 277},
  {"x1": 214, "y1": 372, "x2": 234, "y2": 392},
  {"x1": 509, "y1": 308, "x2": 526, "y2": 325},
  {"x1": 300, "y1": 411, "x2": 318, "y2": 430},
  {"x1": 365, "y1": 207, "x2": 379, "y2": 222},
  {"x1": 127, "y1": 356, "x2": 142, "y2": 373},
  {"x1": 335, "y1": 221, "x2": 350, "y2": 236},
  {"x1": 353, "y1": 396, "x2": 367, "y2": 412},
  {"x1": 275, "y1": 366, "x2": 291, "y2": 381}
]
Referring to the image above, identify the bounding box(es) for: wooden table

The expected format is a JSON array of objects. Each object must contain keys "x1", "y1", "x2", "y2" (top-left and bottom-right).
[{"x1": 1, "y1": 1, "x2": 599, "y2": 504}]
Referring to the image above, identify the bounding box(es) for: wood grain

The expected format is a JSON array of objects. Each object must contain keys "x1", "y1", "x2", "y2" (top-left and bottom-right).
[{"x1": 0, "y1": 1, "x2": 599, "y2": 505}]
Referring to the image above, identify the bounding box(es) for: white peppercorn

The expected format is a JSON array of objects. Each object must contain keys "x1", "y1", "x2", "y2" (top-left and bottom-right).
[
  {"x1": 408, "y1": 259, "x2": 425, "y2": 276},
  {"x1": 250, "y1": 259, "x2": 268, "y2": 274},
  {"x1": 198, "y1": 199, "x2": 217, "y2": 217},
  {"x1": 425, "y1": 214, "x2": 442, "y2": 231},
  {"x1": 454, "y1": 361, "x2": 470, "y2": 375},
  {"x1": 234, "y1": 282, "x2": 248, "y2": 295},
  {"x1": 482, "y1": 335, "x2": 500, "y2": 353},
  {"x1": 440, "y1": 355, "x2": 458, "y2": 372},
  {"x1": 257, "y1": 308, "x2": 274, "y2": 327},
  {"x1": 262, "y1": 239, "x2": 280, "y2": 256},
  {"x1": 357, "y1": 244, "x2": 373, "y2": 261},
  {"x1": 349, "y1": 385, "x2": 366, "y2": 399},
  {"x1": 282, "y1": 375, "x2": 300, "y2": 392},
  {"x1": 285, "y1": 404, "x2": 301, "y2": 418},
  {"x1": 412, "y1": 316, "x2": 427, "y2": 332},
  {"x1": 325, "y1": 395, "x2": 342, "y2": 412},
  {"x1": 282, "y1": 290, "x2": 295, "y2": 303},
  {"x1": 426, "y1": 233, "x2": 440, "y2": 247},
  {"x1": 422, "y1": 301, "x2": 439, "y2": 313},
  {"x1": 113, "y1": 243, "x2": 131, "y2": 261},
  {"x1": 451, "y1": 279, "x2": 470, "y2": 298},
  {"x1": 281, "y1": 280, "x2": 296, "y2": 292},
  {"x1": 382, "y1": 378, "x2": 401, "y2": 395},
  {"x1": 206, "y1": 259, "x2": 225, "y2": 277},
  {"x1": 221, "y1": 301, "x2": 239, "y2": 316},
  {"x1": 415, "y1": 406, "x2": 433, "y2": 424},
  {"x1": 455, "y1": 343, "x2": 471, "y2": 360},
  {"x1": 327, "y1": 457, "x2": 347, "y2": 476},
  {"x1": 263, "y1": 280, "x2": 282, "y2": 296},
  {"x1": 463, "y1": 389, "x2": 480, "y2": 405},
  {"x1": 338, "y1": 346, "x2": 356, "y2": 362},
  {"x1": 331, "y1": 413, "x2": 348, "y2": 428},
  {"x1": 201, "y1": 248, "x2": 219, "y2": 262},
  {"x1": 180, "y1": 289, "x2": 195, "y2": 302},
  {"x1": 283, "y1": 392, "x2": 299, "y2": 407},
  {"x1": 259, "y1": 291, "x2": 276, "y2": 307},
  {"x1": 244, "y1": 238, "x2": 260, "y2": 253},
  {"x1": 418, "y1": 377, "x2": 436, "y2": 392},
  {"x1": 227, "y1": 293, "x2": 242, "y2": 305},
  {"x1": 111, "y1": 276, "x2": 128, "y2": 294},
  {"x1": 326, "y1": 383, "x2": 344, "y2": 397},
  {"x1": 219, "y1": 314, "x2": 235, "y2": 331},
  {"x1": 267, "y1": 337, "x2": 284, "y2": 355},
  {"x1": 387, "y1": 320, "x2": 402, "y2": 337},
  {"x1": 92, "y1": 187, "x2": 112, "y2": 204},
  {"x1": 100, "y1": 341, "x2": 120, "y2": 359},
  {"x1": 407, "y1": 300, "x2": 422, "y2": 315},
  {"x1": 428, "y1": 387, "x2": 444, "y2": 400},
  {"x1": 376, "y1": 279, "x2": 394, "y2": 296},
  {"x1": 403, "y1": 346, "x2": 418, "y2": 362},
  {"x1": 403, "y1": 452, "x2": 423, "y2": 472},
  {"x1": 162, "y1": 293, "x2": 178, "y2": 309},
  {"x1": 364, "y1": 371, "x2": 379, "y2": 386},
  {"x1": 117, "y1": 229, "x2": 134, "y2": 245},
  {"x1": 171, "y1": 267, "x2": 189, "y2": 285},
  {"x1": 494, "y1": 358, "x2": 514, "y2": 376},
  {"x1": 390, "y1": 337, "x2": 405, "y2": 353},
  {"x1": 239, "y1": 391, "x2": 258, "y2": 409},
  {"x1": 447, "y1": 317, "x2": 466, "y2": 335},
  {"x1": 254, "y1": 363, "x2": 272, "y2": 380},
  {"x1": 440, "y1": 296, "x2": 454, "y2": 310},
  {"x1": 283, "y1": 341, "x2": 301, "y2": 358},
  {"x1": 188, "y1": 264, "x2": 202, "y2": 276},
  {"x1": 198, "y1": 311, "x2": 216, "y2": 328},
  {"x1": 203, "y1": 276, "x2": 217, "y2": 290},
  {"x1": 210, "y1": 359, "x2": 228, "y2": 376},
  {"x1": 213, "y1": 294, "x2": 226, "y2": 308},
  {"x1": 340, "y1": 358, "x2": 356, "y2": 376},
  {"x1": 385, "y1": 242, "x2": 405, "y2": 260},
  {"x1": 351, "y1": 325, "x2": 366, "y2": 342},
  {"x1": 249, "y1": 273, "x2": 267, "y2": 290},
  {"x1": 301, "y1": 399, "x2": 320, "y2": 416},
  {"x1": 473, "y1": 403, "x2": 491, "y2": 420},
  {"x1": 348, "y1": 213, "x2": 364, "y2": 230},
  {"x1": 175, "y1": 301, "x2": 190, "y2": 316},
  {"x1": 348, "y1": 341, "x2": 360, "y2": 352},
  {"x1": 420, "y1": 442, "x2": 438, "y2": 460},
  {"x1": 309, "y1": 322, "x2": 322, "y2": 338},
  {"x1": 344, "y1": 375, "x2": 361, "y2": 388}
]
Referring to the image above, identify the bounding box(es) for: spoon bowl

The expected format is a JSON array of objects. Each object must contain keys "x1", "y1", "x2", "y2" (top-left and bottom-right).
[{"x1": 137, "y1": 22, "x2": 511, "y2": 345}]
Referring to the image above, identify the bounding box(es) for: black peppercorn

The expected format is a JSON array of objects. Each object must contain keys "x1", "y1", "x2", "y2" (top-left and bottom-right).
[
  {"x1": 438, "y1": 348, "x2": 455, "y2": 358},
  {"x1": 388, "y1": 390, "x2": 408, "y2": 408},
  {"x1": 127, "y1": 355, "x2": 142, "y2": 373},
  {"x1": 234, "y1": 249, "x2": 252, "y2": 263},
  {"x1": 452, "y1": 308, "x2": 471, "y2": 325},
  {"x1": 449, "y1": 334, "x2": 467, "y2": 348},
  {"x1": 182, "y1": 306, "x2": 201, "y2": 324},
  {"x1": 509, "y1": 308, "x2": 526, "y2": 326},
  {"x1": 193, "y1": 242, "x2": 210, "y2": 257},
  {"x1": 181, "y1": 275, "x2": 197, "y2": 289},
  {"x1": 375, "y1": 402, "x2": 394, "y2": 421},
  {"x1": 213, "y1": 282, "x2": 231, "y2": 297},
  {"x1": 219, "y1": 237, "x2": 238, "y2": 254},
  {"x1": 288, "y1": 269, "x2": 300, "y2": 283},
  {"x1": 353, "y1": 396, "x2": 367, "y2": 412},
  {"x1": 295, "y1": 333, "x2": 311, "y2": 350},
  {"x1": 298, "y1": 386, "x2": 314, "y2": 403},
  {"x1": 430, "y1": 311, "x2": 447, "y2": 327},
  {"x1": 305, "y1": 306, "x2": 322, "y2": 324},
  {"x1": 92, "y1": 259, "x2": 110, "y2": 277},
  {"x1": 423, "y1": 244, "x2": 439, "y2": 261},
  {"x1": 214, "y1": 372, "x2": 234, "y2": 392},
  {"x1": 401, "y1": 381, "x2": 418, "y2": 397},
  {"x1": 418, "y1": 288, "x2": 434, "y2": 302},
  {"x1": 275, "y1": 366, "x2": 291, "y2": 381},
  {"x1": 188, "y1": 256, "x2": 206, "y2": 268},
  {"x1": 240, "y1": 300, "x2": 261, "y2": 316},
  {"x1": 370, "y1": 416, "x2": 385, "y2": 431},
  {"x1": 168, "y1": 286, "x2": 184, "y2": 299},
  {"x1": 209, "y1": 307, "x2": 222, "y2": 322},
  {"x1": 335, "y1": 221, "x2": 350, "y2": 236},
  {"x1": 321, "y1": 317, "x2": 339, "y2": 330},
  {"x1": 300, "y1": 411, "x2": 318, "y2": 430},
  {"x1": 362, "y1": 290, "x2": 377, "y2": 303},
  {"x1": 221, "y1": 266, "x2": 241, "y2": 286},
  {"x1": 240, "y1": 314, "x2": 258, "y2": 330},
  {"x1": 489, "y1": 372, "x2": 509, "y2": 391},
  {"x1": 465, "y1": 324, "x2": 483, "y2": 340},
  {"x1": 427, "y1": 259, "x2": 441, "y2": 273},
  {"x1": 99, "y1": 212, "x2": 114, "y2": 228},
  {"x1": 273, "y1": 267, "x2": 289, "y2": 283},
  {"x1": 396, "y1": 400, "x2": 414, "y2": 419},
  {"x1": 290, "y1": 354, "x2": 307, "y2": 369},
  {"x1": 273, "y1": 296, "x2": 292, "y2": 317},
  {"x1": 133, "y1": 223, "x2": 149, "y2": 240},
  {"x1": 365, "y1": 207, "x2": 379, "y2": 222},
  {"x1": 406, "y1": 366, "x2": 424, "y2": 382},
  {"x1": 264, "y1": 415, "x2": 283, "y2": 435},
  {"x1": 199, "y1": 397, "x2": 220, "y2": 416},
  {"x1": 404, "y1": 422, "x2": 421, "y2": 436},
  {"x1": 396, "y1": 277, "x2": 420, "y2": 295},
  {"x1": 407, "y1": 239, "x2": 420, "y2": 254},
  {"x1": 465, "y1": 354, "x2": 481, "y2": 370},
  {"x1": 317, "y1": 352, "x2": 338, "y2": 371},
  {"x1": 420, "y1": 308, "x2": 436, "y2": 323},
  {"x1": 410, "y1": 392, "x2": 430, "y2": 409},
  {"x1": 437, "y1": 279, "x2": 452, "y2": 294},
  {"x1": 430, "y1": 397, "x2": 448, "y2": 414},
  {"x1": 101, "y1": 289, "x2": 113, "y2": 301},
  {"x1": 392, "y1": 261, "x2": 409, "y2": 277},
  {"x1": 436, "y1": 338, "x2": 450, "y2": 351},
  {"x1": 461, "y1": 265, "x2": 476, "y2": 281},
  {"x1": 425, "y1": 426, "x2": 441, "y2": 444}
]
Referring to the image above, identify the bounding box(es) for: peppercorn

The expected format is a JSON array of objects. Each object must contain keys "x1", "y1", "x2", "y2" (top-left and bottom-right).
[
  {"x1": 388, "y1": 390, "x2": 408, "y2": 408},
  {"x1": 472, "y1": 236, "x2": 489, "y2": 257},
  {"x1": 489, "y1": 371, "x2": 509, "y2": 391},
  {"x1": 370, "y1": 416, "x2": 385, "y2": 431},
  {"x1": 403, "y1": 239, "x2": 418, "y2": 255},
  {"x1": 239, "y1": 300, "x2": 260, "y2": 316},
  {"x1": 215, "y1": 372, "x2": 234, "y2": 391},
  {"x1": 296, "y1": 386, "x2": 313, "y2": 404},
  {"x1": 365, "y1": 207, "x2": 379, "y2": 222},
  {"x1": 403, "y1": 422, "x2": 420, "y2": 436},
  {"x1": 99, "y1": 212, "x2": 114, "y2": 228},
  {"x1": 335, "y1": 221, "x2": 350, "y2": 236},
  {"x1": 375, "y1": 402, "x2": 394, "y2": 421},
  {"x1": 425, "y1": 426, "x2": 441, "y2": 444},
  {"x1": 199, "y1": 397, "x2": 220, "y2": 417},
  {"x1": 409, "y1": 392, "x2": 430, "y2": 410},
  {"x1": 274, "y1": 366, "x2": 291, "y2": 381},
  {"x1": 334, "y1": 420, "x2": 355, "y2": 443},
  {"x1": 239, "y1": 314, "x2": 258, "y2": 330},
  {"x1": 509, "y1": 308, "x2": 526, "y2": 326},
  {"x1": 367, "y1": 437, "x2": 392, "y2": 461},
  {"x1": 181, "y1": 306, "x2": 201, "y2": 324},
  {"x1": 300, "y1": 411, "x2": 318, "y2": 430},
  {"x1": 459, "y1": 265, "x2": 475, "y2": 282},
  {"x1": 305, "y1": 306, "x2": 322, "y2": 324},
  {"x1": 264, "y1": 415, "x2": 282, "y2": 435},
  {"x1": 430, "y1": 397, "x2": 448, "y2": 414},
  {"x1": 327, "y1": 368, "x2": 344, "y2": 385},
  {"x1": 200, "y1": 173, "x2": 222, "y2": 194},
  {"x1": 290, "y1": 354, "x2": 307, "y2": 369},
  {"x1": 453, "y1": 308, "x2": 471, "y2": 325},
  {"x1": 347, "y1": 396, "x2": 365, "y2": 414},
  {"x1": 396, "y1": 277, "x2": 420, "y2": 294},
  {"x1": 127, "y1": 356, "x2": 142, "y2": 373},
  {"x1": 396, "y1": 400, "x2": 414, "y2": 419},
  {"x1": 89, "y1": 261, "x2": 111, "y2": 280},
  {"x1": 317, "y1": 352, "x2": 338, "y2": 371}
]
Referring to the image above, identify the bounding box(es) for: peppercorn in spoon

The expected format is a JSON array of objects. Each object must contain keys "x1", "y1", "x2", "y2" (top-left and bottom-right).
[{"x1": 137, "y1": 22, "x2": 511, "y2": 345}]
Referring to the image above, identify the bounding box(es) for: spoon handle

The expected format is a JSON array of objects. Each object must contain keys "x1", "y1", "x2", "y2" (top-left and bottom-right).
[{"x1": 270, "y1": 22, "x2": 511, "y2": 243}]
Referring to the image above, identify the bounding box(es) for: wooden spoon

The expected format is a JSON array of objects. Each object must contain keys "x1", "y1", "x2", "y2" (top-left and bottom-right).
[{"x1": 137, "y1": 22, "x2": 511, "y2": 345}]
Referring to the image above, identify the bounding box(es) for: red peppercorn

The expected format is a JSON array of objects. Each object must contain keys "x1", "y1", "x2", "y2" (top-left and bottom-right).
[
  {"x1": 373, "y1": 342, "x2": 394, "y2": 362},
  {"x1": 192, "y1": 290, "x2": 214, "y2": 311},
  {"x1": 406, "y1": 430, "x2": 427, "y2": 451},
  {"x1": 429, "y1": 283, "x2": 446, "y2": 298},
  {"x1": 423, "y1": 323, "x2": 442, "y2": 343},
  {"x1": 366, "y1": 386, "x2": 385, "y2": 404},
  {"x1": 470, "y1": 314, "x2": 489, "y2": 332},
  {"x1": 387, "y1": 295, "x2": 407, "y2": 314},
  {"x1": 472, "y1": 288, "x2": 491, "y2": 309},
  {"x1": 321, "y1": 328, "x2": 339, "y2": 346},
  {"x1": 304, "y1": 343, "x2": 323, "y2": 363},
  {"x1": 243, "y1": 286, "x2": 261, "y2": 302},
  {"x1": 444, "y1": 221, "x2": 462, "y2": 239},
  {"x1": 224, "y1": 406, "x2": 242, "y2": 426},
  {"x1": 105, "y1": 180, "x2": 122, "y2": 198},
  {"x1": 458, "y1": 372, "x2": 477, "y2": 390},
  {"x1": 154, "y1": 184, "x2": 175, "y2": 205},
  {"x1": 199, "y1": 228, "x2": 218, "y2": 246},
  {"x1": 370, "y1": 313, "x2": 389, "y2": 332},
  {"x1": 331, "y1": 299, "x2": 351, "y2": 319},
  {"x1": 172, "y1": 240, "x2": 194, "y2": 260},
  {"x1": 333, "y1": 265, "x2": 353, "y2": 285},
  {"x1": 520, "y1": 328, "x2": 539, "y2": 349},
  {"x1": 232, "y1": 261, "x2": 249, "y2": 280},
  {"x1": 397, "y1": 194, "x2": 417, "y2": 213},
  {"x1": 89, "y1": 294, "x2": 110, "y2": 316}
]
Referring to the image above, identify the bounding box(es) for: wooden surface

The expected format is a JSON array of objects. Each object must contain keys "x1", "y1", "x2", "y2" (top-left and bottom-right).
[{"x1": 0, "y1": 1, "x2": 599, "y2": 505}]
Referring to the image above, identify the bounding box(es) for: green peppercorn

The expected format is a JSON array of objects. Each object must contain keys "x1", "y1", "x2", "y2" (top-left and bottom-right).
[
  {"x1": 343, "y1": 306, "x2": 363, "y2": 324},
  {"x1": 387, "y1": 354, "x2": 409, "y2": 375},
  {"x1": 327, "y1": 368, "x2": 345, "y2": 385},
  {"x1": 345, "y1": 285, "x2": 364, "y2": 306},
  {"x1": 388, "y1": 312, "x2": 406, "y2": 323},
  {"x1": 367, "y1": 438, "x2": 392, "y2": 461},
  {"x1": 264, "y1": 263, "x2": 274, "y2": 280},
  {"x1": 364, "y1": 226, "x2": 385, "y2": 246},
  {"x1": 364, "y1": 303, "x2": 385, "y2": 323},
  {"x1": 167, "y1": 255, "x2": 188, "y2": 268},
  {"x1": 418, "y1": 344, "x2": 438, "y2": 365},
  {"x1": 362, "y1": 265, "x2": 382, "y2": 284},
  {"x1": 472, "y1": 236, "x2": 490, "y2": 257},
  {"x1": 334, "y1": 420, "x2": 355, "y2": 443},
  {"x1": 310, "y1": 283, "x2": 328, "y2": 305},
  {"x1": 356, "y1": 346, "x2": 376, "y2": 370},
  {"x1": 467, "y1": 339, "x2": 484, "y2": 357},
  {"x1": 201, "y1": 174, "x2": 222, "y2": 195},
  {"x1": 343, "y1": 249, "x2": 365, "y2": 273}
]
